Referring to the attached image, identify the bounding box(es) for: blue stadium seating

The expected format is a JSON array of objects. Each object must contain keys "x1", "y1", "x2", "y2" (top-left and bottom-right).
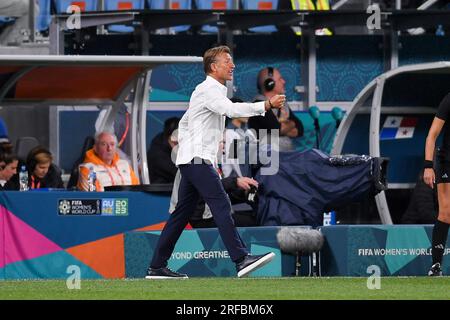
[
  {"x1": 37, "y1": 0, "x2": 52, "y2": 32},
  {"x1": 104, "y1": 0, "x2": 145, "y2": 32},
  {"x1": 0, "y1": 1, "x2": 51, "y2": 33},
  {"x1": 54, "y1": 0, "x2": 98, "y2": 13},
  {"x1": 194, "y1": 0, "x2": 233, "y2": 33},
  {"x1": 241, "y1": 0, "x2": 278, "y2": 33},
  {"x1": 0, "y1": 16, "x2": 15, "y2": 28},
  {"x1": 147, "y1": 0, "x2": 191, "y2": 33}
]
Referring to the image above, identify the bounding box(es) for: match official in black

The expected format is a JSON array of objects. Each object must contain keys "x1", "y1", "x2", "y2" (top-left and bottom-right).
[
  {"x1": 146, "y1": 45, "x2": 285, "y2": 279},
  {"x1": 424, "y1": 92, "x2": 450, "y2": 276}
]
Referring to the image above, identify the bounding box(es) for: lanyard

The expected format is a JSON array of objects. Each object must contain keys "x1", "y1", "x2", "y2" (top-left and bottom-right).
[
  {"x1": 104, "y1": 165, "x2": 125, "y2": 186},
  {"x1": 31, "y1": 175, "x2": 41, "y2": 189}
]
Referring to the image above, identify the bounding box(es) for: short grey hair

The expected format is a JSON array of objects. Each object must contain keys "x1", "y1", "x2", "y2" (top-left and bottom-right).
[{"x1": 94, "y1": 131, "x2": 118, "y2": 145}]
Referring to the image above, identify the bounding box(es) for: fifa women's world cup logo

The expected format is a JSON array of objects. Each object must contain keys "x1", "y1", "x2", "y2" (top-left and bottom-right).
[{"x1": 58, "y1": 200, "x2": 71, "y2": 215}]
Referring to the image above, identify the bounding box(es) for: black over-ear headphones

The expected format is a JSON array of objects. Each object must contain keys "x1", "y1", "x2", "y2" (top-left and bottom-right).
[
  {"x1": 263, "y1": 66, "x2": 275, "y2": 92},
  {"x1": 26, "y1": 146, "x2": 52, "y2": 172}
]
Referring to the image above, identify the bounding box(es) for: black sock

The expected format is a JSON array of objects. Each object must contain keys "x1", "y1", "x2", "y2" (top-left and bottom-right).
[{"x1": 432, "y1": 220, "x2": 449, "y2": 265}]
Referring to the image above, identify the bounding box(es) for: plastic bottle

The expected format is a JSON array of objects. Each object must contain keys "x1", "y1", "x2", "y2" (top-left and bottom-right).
[
  {"x1": 87, "y1": 166, "x2": 97, "y2": 192},
  {"x1": 19, "y1": 165, "x2": 29, "y2": 191},
  {"x1": 323, "y1": 211, "x2": 336, "y2": 226},
  {"x1": 436, "y1": 25, "x2": 445, "y2": 36}
]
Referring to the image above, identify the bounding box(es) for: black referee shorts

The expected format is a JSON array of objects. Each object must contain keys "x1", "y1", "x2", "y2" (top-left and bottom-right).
[{"x1": 435, "y1": 160, "x2": 450, "y2": 184}]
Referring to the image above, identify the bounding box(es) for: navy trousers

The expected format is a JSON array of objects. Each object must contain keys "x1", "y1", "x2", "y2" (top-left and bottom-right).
[{"x1": 150, "y1": 160, "x2": 249, "y2": 268}]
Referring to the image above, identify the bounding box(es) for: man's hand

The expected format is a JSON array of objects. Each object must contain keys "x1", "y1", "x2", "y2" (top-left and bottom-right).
[
  {"x1": 280, "y1": 120, "x2": 296, "y2": 136},
  {"x1": 278, "y1": 108, "x2": 289, "y2": 122},
  {"x1": 265, "y1": 94, "x2": 286, "y2": 111},
  {"x1": 236, "y1": 177, "x2": 259, "y2": 191},
  {"x1": 286, "y1": 127, "x2": 299, "y2": 138}
]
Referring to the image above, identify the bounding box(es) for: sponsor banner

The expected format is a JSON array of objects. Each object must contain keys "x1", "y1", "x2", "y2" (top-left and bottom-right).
[
  {"x1": 124, "y1": 226, "x2": 309, "y2": 278},
  {"x1": 320, "y1": 225, "x2": 450, "y2": 276},
  {"x1": 58, "y1": 198, "x2": 129, "y2": 216}
]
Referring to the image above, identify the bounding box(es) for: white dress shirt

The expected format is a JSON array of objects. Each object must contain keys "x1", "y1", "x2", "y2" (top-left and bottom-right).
[
  {"x1": 223, "y1": 125, "x2": 258, "y2": 178},
  {"x1": 176, "y1": 76, "x2": 266, "y2": 166}
]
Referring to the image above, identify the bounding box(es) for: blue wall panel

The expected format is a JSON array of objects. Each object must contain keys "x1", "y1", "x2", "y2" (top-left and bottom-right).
[{"x1": 317, "y1": 36, "x2": 384, "y2": 101}]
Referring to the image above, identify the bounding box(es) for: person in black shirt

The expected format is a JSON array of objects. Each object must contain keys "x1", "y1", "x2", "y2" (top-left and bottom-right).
[
  {"x1": 26, "y1": 146, "x2": 64, "y2": 189},
  {"x1": 6, "y1": 146, "x2": 64, "y2": 190},
  {"x1": 249, "y1": 66, "x2": 304, "y2": 151},
  {"x1": 424, "y1": 92, "x2": 450, "y2": 276},
  {"x1": 147, "y1": 117, "x2": 180, "y2": 184}
]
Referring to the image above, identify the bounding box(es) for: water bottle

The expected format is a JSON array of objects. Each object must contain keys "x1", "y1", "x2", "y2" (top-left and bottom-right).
[
  {"x1": 19, "y1": 165, "x2": 29, "y2": 191},
  {"x1": 436, "y1": 25, "x2": 445, "y2": 36},
  {"x1": 87, "y1": 166, "x2": 97, "y2": 192},
  {"x1": 323, "y1": 211, "x2": 336, "y2": 226}
]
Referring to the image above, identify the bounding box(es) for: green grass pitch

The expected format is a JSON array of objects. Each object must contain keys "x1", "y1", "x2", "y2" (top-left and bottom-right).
[{"x1": 1, "y1": 277, "x2": 449, "y2": 300}]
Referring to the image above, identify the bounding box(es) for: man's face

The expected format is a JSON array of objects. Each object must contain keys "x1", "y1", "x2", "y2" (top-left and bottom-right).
[
  {"x1": 2, "y1": 160, "x2": 18, "y2": 181},
  {"x1": 271, "y1": 69, "x2": 286, "y2": 95},
  {"x1": 95, "y1": 133, "x2": 116, "y2": 164},
  {"x1": 168, "y1": 132, "x2": 178, "y2": 149},
  {"x1": 211, "y1": 53, "x2": 235, "y2": 84}
]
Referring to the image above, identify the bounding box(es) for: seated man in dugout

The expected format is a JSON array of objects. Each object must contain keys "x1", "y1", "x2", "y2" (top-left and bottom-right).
[
  {"x1": 0, "y1": 152, "x2": 19, "y2": 189},
  {"x1": 250, "y1": 66, "x2": 304, "y2": 152},
  {"x1": 147, "y1": 117, "x2": 180, "y2": 184},
  {"x1": 77, "y1": 131, "x2": 139, "y2": 191}
]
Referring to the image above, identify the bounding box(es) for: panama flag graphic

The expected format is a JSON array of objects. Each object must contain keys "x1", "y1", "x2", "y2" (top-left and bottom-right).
[{"x1": 380, "y1": 116, "x2": 418, "y2": 140}]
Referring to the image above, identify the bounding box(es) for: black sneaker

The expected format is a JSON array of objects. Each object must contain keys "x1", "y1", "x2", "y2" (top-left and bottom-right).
[
  {"x1": 428, "y1": 263, "x2": 443, "y2": 276},
  {"x1": 145, "y1": 267, "x2": 188, "y2": 279},
  {"x1": 236, "y1": 252, "x2": 275, "y2": 278}
]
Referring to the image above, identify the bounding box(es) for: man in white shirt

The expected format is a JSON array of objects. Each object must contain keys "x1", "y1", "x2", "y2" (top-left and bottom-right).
[{"x1": 146, "y1": 45, "x2": 286, "y2": 279}]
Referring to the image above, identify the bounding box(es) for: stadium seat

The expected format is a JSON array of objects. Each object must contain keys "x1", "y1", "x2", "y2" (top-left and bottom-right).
[
  {"x1": 290, "y1": 0, "x2": 332, "y2": 36},
  {"x1": 1, "y1": 1, "x2": 51, "y2": 35},
  {"x1": 0, "y1": 16, "x2": 15, "y2": 28},
  {"x1": 66, "y1": 135, "x2": 95, "y2": 189},
  {"x1": 104, "y1": 0, "x2": 145, "y2": 33},
  {"x1": 241, "y1": 0, "x2": 278, "y2": 33},
  {"x1": 54, "y1": 0, "x2": 98, "y2": 13},
  {"x1": 37, "y1": 0, "x2": 52, "y2": 32},
  {"x1": 15, "y1": 137, "x2": 40, "y2": 163},
  {"x1": 290, "y1": 0, "x2": 314, "y2": 10},
  {"x1": 147, "y1": 0, "x2": 192, "y2": 33},
  {"x1": 194, "y1": 0, "x2": 234, "y2": 33}
]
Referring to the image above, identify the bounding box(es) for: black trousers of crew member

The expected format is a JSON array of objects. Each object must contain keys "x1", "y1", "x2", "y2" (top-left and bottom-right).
[{"x1": 150, "y1": 159, "x2": 249, "y2": 269}]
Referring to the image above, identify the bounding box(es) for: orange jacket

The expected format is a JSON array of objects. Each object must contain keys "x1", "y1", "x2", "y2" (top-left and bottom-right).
[{"x1": 77, "y1": 148, "x2": 139, "y2": 191}]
